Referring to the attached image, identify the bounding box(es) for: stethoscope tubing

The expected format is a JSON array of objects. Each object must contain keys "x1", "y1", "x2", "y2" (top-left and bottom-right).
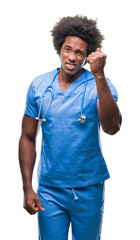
[
  {"x1": 80, "y1": 70, "x2": 87, "y2": 115},
  {"x1": 36, "y1": 68, "x2": 88, "y2": 123}
]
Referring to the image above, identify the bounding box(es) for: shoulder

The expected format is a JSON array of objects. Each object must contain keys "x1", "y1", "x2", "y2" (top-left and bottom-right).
[
  {"x1": 31, "y1": 68, "x2": 58, "y2": 87},
  {"x1": 85, "y1": 68, "x2": 117, "y2": 89}
]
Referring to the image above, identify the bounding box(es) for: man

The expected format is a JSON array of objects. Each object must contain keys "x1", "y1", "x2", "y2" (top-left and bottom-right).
[{"x1": 19, "y1": 15, "x2": 122, "y2": 240}]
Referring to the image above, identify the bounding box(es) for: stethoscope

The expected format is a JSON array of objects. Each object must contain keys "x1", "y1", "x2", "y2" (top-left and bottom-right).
[{"x1": 35, "y1": 68, "x2": 88, "y2": 124}]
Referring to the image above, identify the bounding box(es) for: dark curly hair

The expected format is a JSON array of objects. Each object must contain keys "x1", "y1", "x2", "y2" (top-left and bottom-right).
[{"x1": 51, "y1": 15, "x2": 104, "y2": 56}]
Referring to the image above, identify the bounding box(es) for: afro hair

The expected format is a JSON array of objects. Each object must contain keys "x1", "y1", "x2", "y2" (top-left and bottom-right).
[{"x1": 51, "y1": 15, "x2": 104, "y2": 56}]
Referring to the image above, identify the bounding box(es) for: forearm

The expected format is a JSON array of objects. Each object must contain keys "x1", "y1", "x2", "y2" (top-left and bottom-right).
[
  {"x1": 95, "y1": 72, "x2": 122, "y2": 134},
  {"x1": 19, "y1": 134, "x2": 36, "y2": 192}
]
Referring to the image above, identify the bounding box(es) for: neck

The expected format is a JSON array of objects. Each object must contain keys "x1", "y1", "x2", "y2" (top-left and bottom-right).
[{"x1": 58, "y1": 67, "x2": 85, "y2": 85}]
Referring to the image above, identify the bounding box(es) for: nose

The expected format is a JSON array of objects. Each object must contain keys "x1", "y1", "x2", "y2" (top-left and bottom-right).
[{"x1": 68, "y1": 52, "x2": 76, "y2": 62}]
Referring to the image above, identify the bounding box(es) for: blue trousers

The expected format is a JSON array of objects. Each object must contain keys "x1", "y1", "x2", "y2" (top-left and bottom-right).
[{"x1": 37, "y1": 182, "x2": 105, "y2": 240}]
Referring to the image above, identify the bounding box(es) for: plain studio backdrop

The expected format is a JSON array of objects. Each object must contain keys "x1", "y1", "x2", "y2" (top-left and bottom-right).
[{"x1": 0, "y1": 0, "x2": 139, "y2": 239}]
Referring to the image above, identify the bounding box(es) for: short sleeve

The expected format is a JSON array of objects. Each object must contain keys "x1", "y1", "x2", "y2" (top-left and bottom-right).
[
  {"x1": 24, "y1": 81, "x2": 38, "y2": 118},
  {"x1": 96, "y1": 78, "x2": 118, "y2": 103}
]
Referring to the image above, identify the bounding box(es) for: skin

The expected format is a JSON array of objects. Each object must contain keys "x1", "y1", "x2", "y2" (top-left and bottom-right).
[
  {"x1": 86, "y1": 48, "x2": 122, "y2": 134},
  {"x1": 19, "y1": 35, "x2": 122, "y2": 215},
  {"x1": 19, "y1": 116, "x2": 45, "y2": 214},
  {"x1": 58, "y1": 36, "x2": 87, "y2": 91}
]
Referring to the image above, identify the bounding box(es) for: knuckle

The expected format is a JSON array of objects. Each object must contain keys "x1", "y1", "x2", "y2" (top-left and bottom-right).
[
  {"x1": 23, "y1": 201, "x2": 37, "y2": 214},
  {"x1": 99, "y1": 54, "x2": 103, "y2": 58},
  {"x1": 33, "y1": 210, "x2": 37, "y2": 215},
  {"x1": 35, "y1": 196, "x2": 40, "y2": 202},
  {"x1": 28, "y1": 210, "x2": 32, "y2": 215}
]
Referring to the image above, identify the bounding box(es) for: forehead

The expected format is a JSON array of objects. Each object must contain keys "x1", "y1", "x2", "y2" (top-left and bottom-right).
[{"x1": 62, "y1": 36, "x2": 87, "y2": 51}]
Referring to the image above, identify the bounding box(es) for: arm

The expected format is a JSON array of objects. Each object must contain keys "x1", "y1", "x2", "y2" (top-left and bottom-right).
[
  {"x1": 19, "y1": 114, "x2": 45, "y2": 214},
  {"x1": 87, "y1": 49, "x2": 122, "y2": 135}
]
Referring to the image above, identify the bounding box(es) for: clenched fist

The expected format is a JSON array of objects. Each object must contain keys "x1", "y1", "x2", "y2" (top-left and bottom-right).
[
  {"x1": 23, "y1": 189, "x2": 45, "y2": 215},
  {"x1": 87, "y1": 48, "x2": 107, "y2": 75}
]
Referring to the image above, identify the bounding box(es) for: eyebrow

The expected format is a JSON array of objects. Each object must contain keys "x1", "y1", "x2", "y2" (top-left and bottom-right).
[
  {"x1": 64, "y1": 45, "x2": 72, "y2": 48},
  {"x1": 64, "y1": 45, "x2": 85, "y2": 55}
]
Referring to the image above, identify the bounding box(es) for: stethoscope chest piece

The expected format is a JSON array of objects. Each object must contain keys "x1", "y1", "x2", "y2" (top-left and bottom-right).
[
  {"x1": 35, "y1": 117, "x2": 46, "y2": 122},
  {"x1": 78, "y1": 114, "x2": 86, "y2": 123}
]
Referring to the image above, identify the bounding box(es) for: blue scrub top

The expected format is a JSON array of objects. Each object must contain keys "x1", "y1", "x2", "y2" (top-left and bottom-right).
[{"x1": 25, "y1": 68, "x2": 118, "y2": 188}]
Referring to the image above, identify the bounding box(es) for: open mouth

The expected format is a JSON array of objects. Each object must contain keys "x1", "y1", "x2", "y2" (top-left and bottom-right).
[{"x1": 66, "y1": 63, "x2": 76, "y2": 70}]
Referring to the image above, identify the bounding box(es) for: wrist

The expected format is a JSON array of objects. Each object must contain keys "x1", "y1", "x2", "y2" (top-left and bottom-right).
[
  {"x1": 94, "y1": 71, "x2": 108, "y2": 89},
  {"x1": 93, "y1": 70, "x2": 105, "y2": 80},
  {"x1": 23, "y1": 184, "x2": 33, "y2": 193}
]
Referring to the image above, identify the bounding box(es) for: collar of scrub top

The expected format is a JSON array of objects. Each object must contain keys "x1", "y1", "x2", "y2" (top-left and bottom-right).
[{"x1": 35, "y1": 68, "x2": 88, "y2": 123}]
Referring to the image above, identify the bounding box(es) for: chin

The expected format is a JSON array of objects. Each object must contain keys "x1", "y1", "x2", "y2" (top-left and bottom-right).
[{"x1": 62, "y1": 66, "x2": 83, "y2": 76}]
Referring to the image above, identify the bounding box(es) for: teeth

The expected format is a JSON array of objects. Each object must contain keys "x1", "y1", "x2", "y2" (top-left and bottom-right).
[{"x1": 67, "y1": 64, "x2": 75, "y2": 67}]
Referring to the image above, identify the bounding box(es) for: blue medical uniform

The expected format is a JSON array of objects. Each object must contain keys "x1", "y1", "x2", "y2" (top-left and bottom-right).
[{"x1": 25, "y1": 68, "x2": 118, "y2": 239}]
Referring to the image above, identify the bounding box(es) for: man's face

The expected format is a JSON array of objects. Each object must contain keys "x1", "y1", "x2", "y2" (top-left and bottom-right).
[{"x1": 60, "y1": 36, "x2": 87, "y2": 76}]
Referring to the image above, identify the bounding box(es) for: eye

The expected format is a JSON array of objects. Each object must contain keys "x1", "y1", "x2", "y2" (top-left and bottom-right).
[
  {"x1": 78, "y1": 52, "x2": 83, "y2": 56},
  {"x1": 64, "y1": 47, "x2": 71, "y2": 53},
  {"x1": 76, "y1": 51, "x2": 84, "y2": 57}
]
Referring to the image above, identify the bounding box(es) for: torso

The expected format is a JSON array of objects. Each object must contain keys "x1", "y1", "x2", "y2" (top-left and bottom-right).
[
  {"x1": 58, "y1": 68, "x2": 85, "y2": 93},
  {"x1": 58, "y1": 81, "x2": 71, "y2": 93}
]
